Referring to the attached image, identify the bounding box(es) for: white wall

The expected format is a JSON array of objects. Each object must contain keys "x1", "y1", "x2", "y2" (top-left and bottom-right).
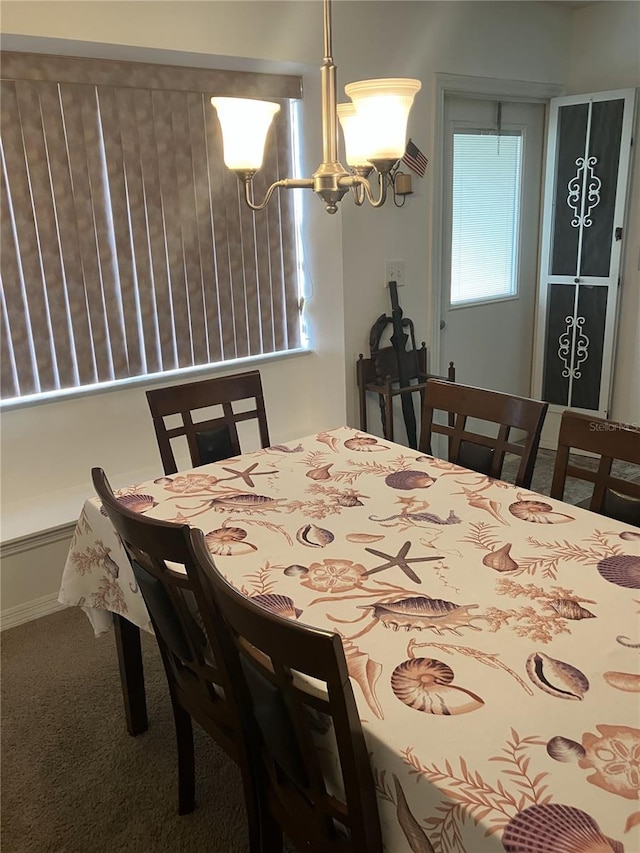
[
  {"x1": 567, "y1": 1, "x2": 640, "y2": 426},
  {"x1": 1, "y1": 1, "x2": 637, "y2": 618}
]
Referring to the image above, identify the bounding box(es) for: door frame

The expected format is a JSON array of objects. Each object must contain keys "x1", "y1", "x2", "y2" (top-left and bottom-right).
[
  {"x1": 430, "y1": 74, "x2": 565, "y2": 379},
  {"x1": 531, "y1": 88, "x2": 637, "y2": 442}
]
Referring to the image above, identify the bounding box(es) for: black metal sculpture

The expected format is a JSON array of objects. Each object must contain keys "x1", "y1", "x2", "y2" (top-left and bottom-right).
[{"x1": 369, "y1": 282, "x2": 421, "y2": 449}]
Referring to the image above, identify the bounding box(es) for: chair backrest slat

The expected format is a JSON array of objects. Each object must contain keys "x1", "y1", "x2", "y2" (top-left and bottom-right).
[
  {"x1": 419, "y1": 379, "x2": 548, "y2": 488},
  {"x1": 189, "y1": 531, "x2": 383, "y2": 853},
  {"x1": 550, "y1": 411, "x2": 640, "y2": 524},
  {"x1": 91, "y1": 468, "x2": 253, "y2": 761},
  {"x1": 146, "y1": 370, "x2": 270, "y2": 475}
]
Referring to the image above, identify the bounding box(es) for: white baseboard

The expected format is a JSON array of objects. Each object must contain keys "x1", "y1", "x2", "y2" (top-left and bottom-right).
[{"x1": 1, "y1": 594, "x2": 67, "y2": 631}]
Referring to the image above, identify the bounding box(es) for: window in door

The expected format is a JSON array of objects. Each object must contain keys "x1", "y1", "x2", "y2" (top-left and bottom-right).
[{"x1": 450, "y1": 130, "x2": 523, "y2": 306}]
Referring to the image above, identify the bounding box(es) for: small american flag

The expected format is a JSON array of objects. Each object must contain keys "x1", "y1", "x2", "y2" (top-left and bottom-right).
[{"x1": 402, "y1": 139, "x2": 428, "y2": 177}]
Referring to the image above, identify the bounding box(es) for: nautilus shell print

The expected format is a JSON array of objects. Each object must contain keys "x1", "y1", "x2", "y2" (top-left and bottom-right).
[
  {"x1": 525, "y1": 652, "x2": 589, "y2": 700},
  {"x1": 597, "y1": 554, "x2": 640, "y2": 589},
  {"x1": 391, "y1": 657, "x2": 484, "y2": 715},
  {"x1": 501, "y1": 803, "x2": 624, "y2": 853},
  {"x1": 205, "y1": 527, "x2": 257, "y2": 556},
  {"x1": 509, "y1": 498, "x2": 574, "y2": 524},
  {"x1": 343, "y1": 434, "x2": 387, "y2": 451}
]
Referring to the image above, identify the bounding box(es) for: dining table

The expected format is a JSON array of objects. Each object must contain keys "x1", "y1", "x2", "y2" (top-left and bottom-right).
[{"x1": 59, "y1": 425, "x2": 640, "y2": 852}]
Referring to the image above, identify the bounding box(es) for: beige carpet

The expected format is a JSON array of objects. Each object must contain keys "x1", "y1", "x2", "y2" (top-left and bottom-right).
[{"x1": 1, "y1": 608, "x2": 250, "y2": 853}]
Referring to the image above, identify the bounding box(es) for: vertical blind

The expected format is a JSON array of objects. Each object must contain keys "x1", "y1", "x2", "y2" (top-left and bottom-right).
[
  {"x1": 450, "y1": 131, "x2": 522, "y2": 305},
  {"x1": 0, "y1": 53, "x2": 303, "y2": 400}
]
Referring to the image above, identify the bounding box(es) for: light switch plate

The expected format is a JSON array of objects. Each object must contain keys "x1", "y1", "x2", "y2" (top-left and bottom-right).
[{"x1": 385, "y1": 260, "x2": 405, "y2": 287}]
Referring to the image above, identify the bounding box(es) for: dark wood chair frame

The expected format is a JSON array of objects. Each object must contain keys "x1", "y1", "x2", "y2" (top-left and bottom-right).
[
  {"x1": 418, "y1": 378, "x2": 548, "y2": 489},
  {"x1": 550, "y1": 410, "x2": 640, "y2": 524},
  {"x1": 92, "y1": 468, "x2": 262, "y2": 849},
  {"x1": 357, "y1": 343, "x2": 455, "y2": 441},
  {"x1": 146, "y1": 370, "x2": 270, "y2": 475},
  {"x1": 191, "y1": 535, "x2": 383, "y2": 853}
]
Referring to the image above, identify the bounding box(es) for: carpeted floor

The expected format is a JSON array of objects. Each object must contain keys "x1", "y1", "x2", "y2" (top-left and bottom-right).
[
  {"x1": 2, "y1": 447, "x2": 638, "y2": 853},
  {"x1": 1, "y1": 608, "x2": 250, "y2": 853}
]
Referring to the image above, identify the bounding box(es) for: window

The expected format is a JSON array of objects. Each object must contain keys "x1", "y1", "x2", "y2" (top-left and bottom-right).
[
  {"x1": 0, "y1": 52, "x2": 303, "y2": 402},
  {"x1": 450, "y1": 131, "x2": 522, "y2": 306}
]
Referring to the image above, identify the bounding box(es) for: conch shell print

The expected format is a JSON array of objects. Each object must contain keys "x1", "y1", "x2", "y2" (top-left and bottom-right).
[
  {"x1": 391, "y1": 657, "x2": 484, "y2": 715},
  {"x1": 362, "y1": 596, "x2": 482, "y2": 635},
  {"x1": 482, "y1": 543, "x2": 518, "y2": 572}
]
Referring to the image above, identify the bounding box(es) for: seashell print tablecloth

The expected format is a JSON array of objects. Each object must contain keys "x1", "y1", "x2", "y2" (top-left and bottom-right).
[{"x1": 59, "y1": 426, "x2": 640, "y2": 852}]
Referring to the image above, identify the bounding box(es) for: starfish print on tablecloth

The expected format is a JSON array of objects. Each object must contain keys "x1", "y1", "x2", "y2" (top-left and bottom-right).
[
  {"x1": 363, "y1": 541, "x2": 442, "y2": 584},
  {"x1": 219, "y1": 463, "x2": 272, "y2": 488}
]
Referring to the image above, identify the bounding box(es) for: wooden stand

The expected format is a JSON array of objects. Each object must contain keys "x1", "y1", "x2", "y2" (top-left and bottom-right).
[{"x1": 357, "y1": 344, "x2": 455, "y2": 442}]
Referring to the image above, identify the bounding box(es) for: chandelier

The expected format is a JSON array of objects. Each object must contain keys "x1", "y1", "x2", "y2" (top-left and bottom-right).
[{"x1": 211, "y1": 0, "x2": 421, "y2": 214}]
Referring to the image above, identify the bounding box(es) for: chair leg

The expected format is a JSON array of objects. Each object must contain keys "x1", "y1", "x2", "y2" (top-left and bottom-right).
[
  {"x1": 258, "y1": 806, "x2": 283, "y2": 853},
  {"x1": 171, "y1": 700, "x2": 196, "y2": 815}
]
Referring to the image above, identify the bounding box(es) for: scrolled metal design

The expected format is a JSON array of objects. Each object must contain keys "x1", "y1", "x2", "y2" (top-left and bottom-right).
[
  {"x1": 573, "y1": 316, "x2": 590, "y2": 379},
  {"x1": 566, "y1": 155, "x2": 601, "y2": 228},
  {"x1": 557, "y1": 315, "x2": 590, "y2": 379}
]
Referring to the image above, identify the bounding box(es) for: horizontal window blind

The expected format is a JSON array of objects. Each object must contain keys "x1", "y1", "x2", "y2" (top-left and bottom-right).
[
  {"x1": 450, "y1": 131, "x2": 522, "y2": 306},
  {"x1": 0, "y1": 52, "x2": 302, "y2": 400}
]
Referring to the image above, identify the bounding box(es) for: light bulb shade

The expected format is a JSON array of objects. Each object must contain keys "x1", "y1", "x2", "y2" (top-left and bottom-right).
[
  {"x1": 344, "y1": 78, "x2": 421, "y2": 161},
  {"x1": 211, "y1": 97, "x2": 280, "y2": 171},
  {"x1": 337, "y1": 103, "x2": 372, "y2": 167}
]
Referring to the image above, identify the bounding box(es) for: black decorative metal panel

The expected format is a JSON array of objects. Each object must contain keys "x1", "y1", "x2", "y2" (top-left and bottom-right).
[
  {"x1": 550, "y1": 104, "x2": 587, "y2": 276},
  {"x1": 580, "y1": 99, "x2": 624, "y2": 277},
  {"x1": 570, "y1": 284, "x2": 608, "y2": 410},
  {"x1": 542, "y1": 283, "x2": 575, "y2": 405}
]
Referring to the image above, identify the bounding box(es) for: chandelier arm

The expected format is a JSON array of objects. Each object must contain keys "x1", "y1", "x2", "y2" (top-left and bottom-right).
[
  {"x1": 350, "y1": 183, "x2": 366, "y2": 206},
  {"x1": 240, "y1": 176, "x2": 315, "y2": 211},
  {"x1": 349, "y1": 171, "x2": 389, "y2": 208}
]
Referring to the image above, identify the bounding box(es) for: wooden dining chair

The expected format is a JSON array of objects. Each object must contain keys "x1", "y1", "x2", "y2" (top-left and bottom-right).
[
  {"x1": 550, "y1": 411, "x2": 640, "y2": 524},
  {"x1": 146, "y1": 370, "x2": 270, "y2": 475},
  {"x1": 189, "y1": 530, "x2": 383, "y2": 853},
  {"x1": 91, "y1": 468, "x2": 262, "y2": 849},
  {"x1": 418, "y1": 379, "x2": 548, "y2": 488}
]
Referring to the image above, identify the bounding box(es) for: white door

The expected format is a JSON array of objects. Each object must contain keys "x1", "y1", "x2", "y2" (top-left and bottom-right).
[
  {"x1": 440, "y1": 96, "x2": 546, "y2": 397},
  {"x1": 532, "y1": 89, "x2": 636, "y2": 446}
]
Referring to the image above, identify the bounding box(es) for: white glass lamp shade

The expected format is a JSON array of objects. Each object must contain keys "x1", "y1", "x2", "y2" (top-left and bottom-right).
[
  {"x1": 337, "y1": 103, "x2": 372, "y2": 167},
  {"x1": 344, "y1": 78, "x2": 421, "y2": 161},
  {"x1": 211, "y1": 97, "x2": 280, "y2": 171}
]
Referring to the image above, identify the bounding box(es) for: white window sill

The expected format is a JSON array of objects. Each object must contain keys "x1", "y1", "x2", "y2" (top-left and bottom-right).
[{"x1": 0, "y1": 347, "x2": 311, "y2": 412}]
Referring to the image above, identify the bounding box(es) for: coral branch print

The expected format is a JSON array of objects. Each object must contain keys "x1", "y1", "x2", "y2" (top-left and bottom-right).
[
  {"x1": 71, "y1": 540, "x2": 118, "y2": 577},
  {"x1": 407, "y1": 639, "x2": 533, "y2": 696},
  {"x1": 401, "y1": 730, "x2": 549, "y2": 852},
  {"x1": 463, "y1": 524, "x2": 625, "y2": 581},
  {"x1": 240, "y1": 561, "x2": 282, "y2": 596}
]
